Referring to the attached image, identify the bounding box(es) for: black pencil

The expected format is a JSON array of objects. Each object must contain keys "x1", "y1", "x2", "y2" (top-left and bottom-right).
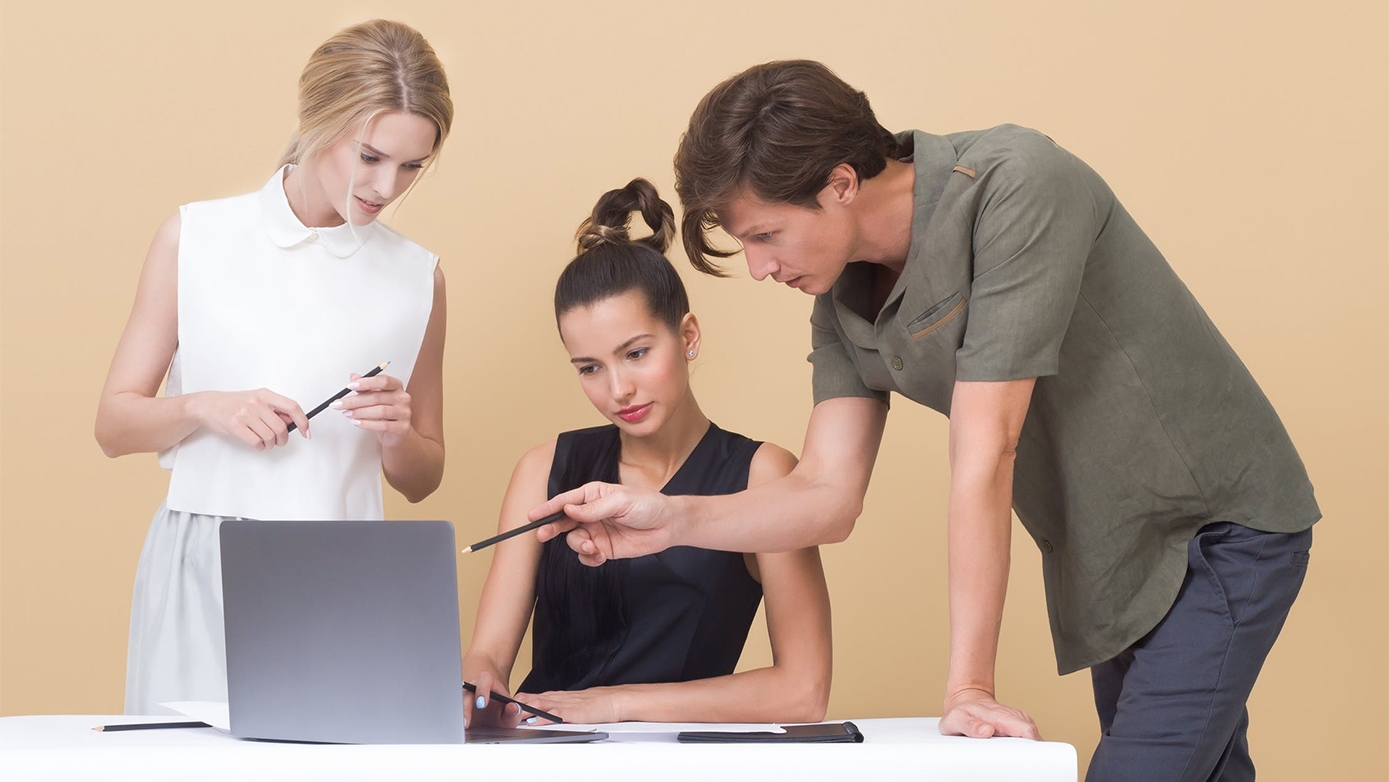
[
  {"x1": 287, "y1": 361, "x2": 391, "y2": 433},
  {"x1": 463, "y1": 681, "x2": 564, "y2": 724},
  {"x1": 460, "y1": 511, "x2": 566, "y2": 555},
  {"x1": 93, "y1": 721, "x2": 211, "y2": 732}
]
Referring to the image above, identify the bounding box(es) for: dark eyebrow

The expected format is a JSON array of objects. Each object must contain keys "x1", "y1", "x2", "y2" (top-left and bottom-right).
[
  {"x1": 359, "y1": 142, "x2": 429, "y2": 164},
  {"x1": 568, "y1": 334, "x2": 655, "y2": 365},
  {"x1": 614, "y1": 334, "x2": 655, "y2": 354},
  {"x1": 732, "y1": 223, "x2": 770, "y2": 241}
]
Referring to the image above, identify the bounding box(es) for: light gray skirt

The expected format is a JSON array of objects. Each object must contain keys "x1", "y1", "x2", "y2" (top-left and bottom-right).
[{"x1": 124, "y1": 502, "x2": 230, "y2": 715}]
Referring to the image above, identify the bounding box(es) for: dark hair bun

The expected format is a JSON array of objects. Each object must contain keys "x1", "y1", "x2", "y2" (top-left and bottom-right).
[{"x1": 576, "y1": 178, "x2": 675, "y2": 254}]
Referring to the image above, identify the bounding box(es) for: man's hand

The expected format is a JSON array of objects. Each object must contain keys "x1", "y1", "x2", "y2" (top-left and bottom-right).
[
  {"x1": 530, "y1": 482, "x2": 680, "y2": 566},
  {"x1": 940, "y1": 687, "x2": 1041, "y2": 740}
]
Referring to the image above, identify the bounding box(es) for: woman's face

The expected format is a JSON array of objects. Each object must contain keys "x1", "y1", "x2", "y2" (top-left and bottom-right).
[
  {"x1": 310, "y1": 110, "x2": 438, "y2": 226},
  {"x1": 559, "y1": 291, "x2": 698, "y2": 437}
]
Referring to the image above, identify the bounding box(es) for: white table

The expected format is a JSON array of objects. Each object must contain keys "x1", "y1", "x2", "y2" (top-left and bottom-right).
[{"x1": 0, "y1": 715, "x2": 1076, "y2": 781}]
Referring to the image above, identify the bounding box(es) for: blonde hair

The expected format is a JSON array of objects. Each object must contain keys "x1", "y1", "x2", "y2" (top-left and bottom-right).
[{"x1": 278, "y1": 20, "x2": 453, "y2": 171}]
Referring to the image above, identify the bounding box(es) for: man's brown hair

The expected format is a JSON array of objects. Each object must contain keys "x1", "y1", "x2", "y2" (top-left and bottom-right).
[{"x1": 673, "y1": 60, "x2": 899, "y2": 276}]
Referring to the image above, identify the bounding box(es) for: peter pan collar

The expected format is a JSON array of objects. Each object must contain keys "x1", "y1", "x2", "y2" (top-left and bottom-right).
[{"x1": 259, "y1": 165, "x2": 377, "y2": 259}]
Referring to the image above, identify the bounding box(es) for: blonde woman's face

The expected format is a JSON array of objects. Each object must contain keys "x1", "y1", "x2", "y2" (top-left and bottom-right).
[{"x1": 316, "y1": 111, "x2": 438, "y2": 226}]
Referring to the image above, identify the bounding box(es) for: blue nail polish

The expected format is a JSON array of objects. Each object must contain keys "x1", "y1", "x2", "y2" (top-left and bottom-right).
[
  {"x1": 525, "y1": 716, "x2": 538, "y2": 724},
  {"x1": 476, "y1": 696, "x2": 485, "y2": 709}
]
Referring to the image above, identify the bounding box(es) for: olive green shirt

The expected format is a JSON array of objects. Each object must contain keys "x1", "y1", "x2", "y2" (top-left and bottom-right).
[{"x1": 809, "y1": 125, "x2": 1320, "y2": 674}]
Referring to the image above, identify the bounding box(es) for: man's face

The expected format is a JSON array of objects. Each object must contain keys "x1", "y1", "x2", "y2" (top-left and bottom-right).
[{"x1": 716, "y1": 185, "x2": 857, "y2": 296}]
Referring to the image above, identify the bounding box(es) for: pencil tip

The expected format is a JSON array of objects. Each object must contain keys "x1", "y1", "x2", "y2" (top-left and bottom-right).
[
  {"x1": 460, "y1": 547, "x2": 472, "y2": 554},
  {"x1": 92, "y1": 726, "x2": 103, "y2": 731},
  {"x1": 381, "y1": 360, "x2": 392, "y2": 369}
]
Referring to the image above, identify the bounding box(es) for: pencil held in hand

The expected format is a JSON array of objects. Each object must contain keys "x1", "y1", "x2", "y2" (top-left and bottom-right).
[
  {"x1": 287, "y1": 361, "x2": 391, "y2": 433},
  {"x1": 462, "y1": 681, "x2": 564, "y2": 724},
  {"x1": 461, "y1": 511, "x2": 567, "y2": 554}
]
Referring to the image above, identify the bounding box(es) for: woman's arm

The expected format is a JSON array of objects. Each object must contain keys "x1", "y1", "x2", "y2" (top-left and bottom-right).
[
  {"x1": 369, "y1": 265, "x2": 446, "y2": 502},
  {"x1": 533, "y1": 396, "x2": 888, "y2": 563},
  {"x1": 94, "y1": 213, "x2": 310, "y2": 457},
  {"x1": 461, "y1": 440, "x2": 552, "y2": 728},
  {"x1": 518, "y1": 443, "x2": 835, "y2": 724}
]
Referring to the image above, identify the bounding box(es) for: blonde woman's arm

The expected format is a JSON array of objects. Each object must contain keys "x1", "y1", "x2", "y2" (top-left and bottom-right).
[
  {"x1": 95, "y1": 213, "x2": 310, "y2": 457},
  {"x1": 347, "y1": 266, "x2": 447, "y2": 502}
]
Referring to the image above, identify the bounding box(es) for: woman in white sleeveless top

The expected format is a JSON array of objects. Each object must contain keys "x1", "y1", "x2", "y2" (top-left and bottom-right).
[{"x1": 94, "y1": 20, "x2": 454, "y2": 715}]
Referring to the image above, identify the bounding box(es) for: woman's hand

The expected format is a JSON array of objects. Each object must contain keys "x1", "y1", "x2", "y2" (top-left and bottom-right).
[
  {"x1": 332, "y1": 372, "x2": 412, "y2": 447},
  {"x1": 513, "y1": 687, "x2": 624, "y2": 725},
  {"x1": 464, "y1": 668, "x2": 522, "y2": 730},
  {"x1": 190, "y1": 389, "x2": 310, "y2": 449}
]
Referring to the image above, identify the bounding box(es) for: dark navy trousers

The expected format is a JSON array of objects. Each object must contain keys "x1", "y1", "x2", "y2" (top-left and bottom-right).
[{"x1": 1086, "y1": 522, "x2": 1313, "y2": 782}]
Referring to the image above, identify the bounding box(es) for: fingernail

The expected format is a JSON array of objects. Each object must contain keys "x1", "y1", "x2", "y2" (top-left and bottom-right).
[
  {"x1": 342, "y1": 410, "x2": 354, "y2": 418},
  {"x1": 352, "y1": 420, "x2": 363, "y2": 427},
  {"x1": 476, "y1": 696, "x2": 485, "y2": 709},
  {"x1": 348, "y1": 382, "x2": 360, "y2": 390},
  {"x1": 525, "y1": 717, "x2": 537, "y2": 724},
  {"x1": 330, "y1": 400, "x2": 343, "y2": 409}
]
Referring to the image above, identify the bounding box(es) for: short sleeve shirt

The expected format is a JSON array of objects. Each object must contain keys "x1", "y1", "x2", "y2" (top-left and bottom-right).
[{"x1": 808, "y1": 125, "x2": 1320, "y2": 673}]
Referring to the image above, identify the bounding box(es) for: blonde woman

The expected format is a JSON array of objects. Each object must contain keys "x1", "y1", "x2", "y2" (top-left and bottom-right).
[{"x1": 95, "y1": 20, "x2": 453, "y2": 714}]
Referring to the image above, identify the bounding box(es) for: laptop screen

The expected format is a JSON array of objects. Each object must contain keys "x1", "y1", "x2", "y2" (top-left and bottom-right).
[{"x1": 221, "y1": 520, "x2": 466, "y2": 744}]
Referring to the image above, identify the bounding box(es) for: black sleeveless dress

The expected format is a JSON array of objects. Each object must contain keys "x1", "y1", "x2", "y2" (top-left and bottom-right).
[{"x1": 518, "y1": 422, "x2": 765, "y2": 693}]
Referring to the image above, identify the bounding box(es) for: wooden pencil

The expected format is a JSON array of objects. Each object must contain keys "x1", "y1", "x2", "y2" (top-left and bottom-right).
[
  {"x1": 93, "y1": 720, "x2": 211, "y2": 732},
  {"x1": 460, "y1": 511, "x2": 567, "y2": 554},
  {"x1": 287, "y1": 360, "x2": 390, "y2": 433},
  {"x1": 463, "y1": 681, "x2": 564, "y2": 724}
]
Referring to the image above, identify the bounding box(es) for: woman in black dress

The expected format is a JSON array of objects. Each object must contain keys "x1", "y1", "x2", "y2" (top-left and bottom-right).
[{"x1": 463, "y1": 179, "x2": 832, "y2": 727}]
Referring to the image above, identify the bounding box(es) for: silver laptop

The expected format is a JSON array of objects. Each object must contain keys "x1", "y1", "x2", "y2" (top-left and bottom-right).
[{"x1": 220, "y1": 519, "x2": 604, "y2": 745}]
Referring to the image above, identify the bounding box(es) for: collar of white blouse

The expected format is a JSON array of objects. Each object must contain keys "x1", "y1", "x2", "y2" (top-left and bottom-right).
[{"x1": 259, "y1": 164, "x2": 378, "y2": 259}]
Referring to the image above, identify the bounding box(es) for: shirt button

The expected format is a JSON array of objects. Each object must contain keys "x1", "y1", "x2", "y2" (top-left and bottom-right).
[
  {"x1": 1041, "y1": 540, "x2": 1054, "y2": 553},
  {"x1": 891, "y1": 356, "x2": 904, "y2": 371}
]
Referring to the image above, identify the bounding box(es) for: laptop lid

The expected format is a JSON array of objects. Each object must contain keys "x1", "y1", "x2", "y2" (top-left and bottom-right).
[{"x1": 220, "y1": 519, "x2": 466, "y2": 744}]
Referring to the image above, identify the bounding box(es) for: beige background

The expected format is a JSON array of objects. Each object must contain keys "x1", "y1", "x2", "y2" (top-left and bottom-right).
[{"x1": 1, "y1": 0, "x2": 1385, "y2": 777}]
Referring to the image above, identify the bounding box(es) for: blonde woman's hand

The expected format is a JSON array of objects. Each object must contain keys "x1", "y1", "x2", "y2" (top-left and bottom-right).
[
  {"x1": 191, "y1": 389, "x2": 310, "y2": 449},
  {"x1": 332, "y1": 372, "x2": 413, "y2": 447}
]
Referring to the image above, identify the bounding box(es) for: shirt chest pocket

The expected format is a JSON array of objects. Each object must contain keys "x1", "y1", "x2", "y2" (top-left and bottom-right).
[
  {"x1": 906, "y1": 291, "x2": 967, "y2": 339},
  {"x1": 894, "y1": 291, "x2": 969, "y2": 411}
]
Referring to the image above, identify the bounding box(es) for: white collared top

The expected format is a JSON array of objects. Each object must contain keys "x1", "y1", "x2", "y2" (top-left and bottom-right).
[{"x1": 161, "y1": 166, "x2": 438, "y2": 520}]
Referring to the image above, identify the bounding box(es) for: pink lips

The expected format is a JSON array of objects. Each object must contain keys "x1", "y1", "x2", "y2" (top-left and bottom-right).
[
  {"x1": 616, "y1": 403, "x2": 652, "y2": 423},
  {"x1": 355, "y1": 195, "x2": 383, "y2": 215}
]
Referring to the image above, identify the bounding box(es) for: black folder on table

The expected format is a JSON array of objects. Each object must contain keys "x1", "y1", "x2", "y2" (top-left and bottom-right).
[{"x1": 677, "y1": 721, "x2": 864, "y2": 743}]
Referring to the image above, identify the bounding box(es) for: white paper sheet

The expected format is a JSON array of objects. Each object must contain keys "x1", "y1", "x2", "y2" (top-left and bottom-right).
[
  {"x1": 520, "y1": 721, "x2": 785, "y2": 734},
  {"x1": 159, "y1": 701, "x2": 231, "y2": 732}
]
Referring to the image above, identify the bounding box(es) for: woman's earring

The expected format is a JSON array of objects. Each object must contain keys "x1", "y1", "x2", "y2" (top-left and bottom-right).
[{"x1": 688, "y1": 350, "x2": 696, "y2": 358}]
